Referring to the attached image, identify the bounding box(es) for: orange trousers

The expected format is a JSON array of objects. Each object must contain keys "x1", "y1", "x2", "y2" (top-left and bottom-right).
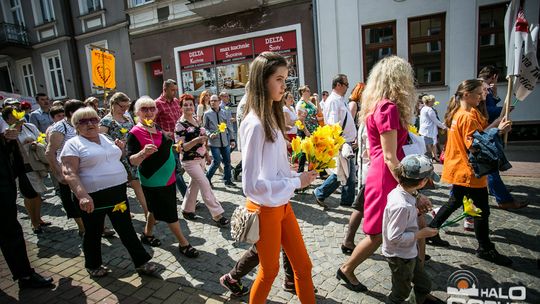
[{"x1": 246, "y1": 200, "x2": 315, "y2": 304}]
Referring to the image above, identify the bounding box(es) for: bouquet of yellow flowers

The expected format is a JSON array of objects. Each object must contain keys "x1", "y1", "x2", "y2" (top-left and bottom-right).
[{"x1": 290, "y1": 124, "x2": 346, "y2": 172}]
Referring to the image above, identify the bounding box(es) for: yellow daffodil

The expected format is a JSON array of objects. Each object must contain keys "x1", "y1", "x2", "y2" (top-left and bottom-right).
[
  {"x1": 291, "y1": 136, "x2": 302, "y2": 154},
  {"x1": 112, "y1": 201, "x2": 127, "y2": 213},
  {"x1": 12, "y1": 109, "x2": 25, "y2": 121},
  {"x1": 218, "y1": 122, "x2": 227, "y2": 133},
  {"x1": 293, "y1": 124, "x2": 345, "y2": 172},
  {"x1": 175, "y1": 141, "x2": 183, "y2": 153},
  {"x1": 301, "y1": 102, "x2": 306, "y2": 108},
  {"x1": 463, "y1": 196, "x2": 482, "y2": 217},
  {"x1": 295, "y1": 120, "x2": 305, "y2": 130},
  {"x1": 36, "y1": 133, "x2": 46, "y2": 144},
  {"x1": 120, "y1": 127, "x2": 128, "y2": 134},
  {"x1": 434, "y1": 101, "x2": 440, "y2": 106},
  {"x1": 143, "y1": 119, "x2": 153, "y2": 126},
  {"x1": 408, "y1": 124, "x2": 419, "y2": 135}
]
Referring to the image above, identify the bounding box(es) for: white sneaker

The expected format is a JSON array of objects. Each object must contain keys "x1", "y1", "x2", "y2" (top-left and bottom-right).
[{"x1": 464, "y1": 217, "x2": 474, "y2": 231}]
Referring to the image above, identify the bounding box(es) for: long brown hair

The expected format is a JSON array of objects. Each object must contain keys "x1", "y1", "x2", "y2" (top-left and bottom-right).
[
  {"x1": 444, "y1": 79, "x2": 483, "y2": 128},
  {"x1": 244, "y1": 51, "x2": 288, "y2": 142}
]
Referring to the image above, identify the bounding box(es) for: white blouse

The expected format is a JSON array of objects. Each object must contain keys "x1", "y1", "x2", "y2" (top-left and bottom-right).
[
  {"x1": 419, "y1": 106, "x2": 446, "y2": 140},
  {"x1": 60, "y1": 133, "x2": 127, "y2": 193},
  {"x1": 283, "y1": 105, "x2": 298, "y2": 135},
  {"x1": 240, "y1": 112, "x2": 301, "y2": 207}
]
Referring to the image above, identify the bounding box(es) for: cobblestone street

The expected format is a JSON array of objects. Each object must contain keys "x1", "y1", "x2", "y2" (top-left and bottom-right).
[{"x1": 1, "y1": 155, "x2": 539, "y2": 303}]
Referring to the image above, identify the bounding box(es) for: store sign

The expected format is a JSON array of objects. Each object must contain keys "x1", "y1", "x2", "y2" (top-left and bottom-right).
[
  {"x1": 215, "y1": 39, "x2": 253, "y2": 64},
  {"x1": 179, "y1": 46, "x2": 215, "y2": 70},
  {"x1": 254, "y1": 31, "x2": 297, "y2": 55},
  {"x1": 151, "y1": 61, "x2": 163, "y2": 77}
]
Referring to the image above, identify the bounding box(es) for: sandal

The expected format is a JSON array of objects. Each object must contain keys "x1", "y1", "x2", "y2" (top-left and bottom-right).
[
  {"x1": 87, "y1": 265, "x2": 109, "y2": 278},
  {"x1": 39, "y1": 221, "x2": 52, "y2": 227},
  {"x1": 135, "y1": 262, "x2": 158, "y2": 276},
  {"x1": 182, "y1": 211, "x2": 197, "y2": 220},
  {"x1": 341, "y1": 244, "x2": 354, "y2": 255},
  {"x1": 140, "y1": 233, "x2": 161, "y2": 247},
  {"x1": 213, "y1": 216, "x2": 230, "y2": 228},
  {"x1": 179, "y1": 244, "x2": 199, "y2": 258}
]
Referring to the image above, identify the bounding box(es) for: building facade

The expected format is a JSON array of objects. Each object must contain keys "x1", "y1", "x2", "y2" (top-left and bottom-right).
[
  {"x1": 315, "y1": 0, "x2": 540, "y2": 125},
  {"x1": 0, "y1": 0, "x2": 136, "y2": 104},
  {"x1": 126, "y1": 0, "x2": 316, "y2": 104}
]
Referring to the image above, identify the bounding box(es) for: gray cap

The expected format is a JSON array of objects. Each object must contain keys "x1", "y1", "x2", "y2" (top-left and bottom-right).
[{"x1": 400, "y1": 154, "x2": 440, "y2": 182}]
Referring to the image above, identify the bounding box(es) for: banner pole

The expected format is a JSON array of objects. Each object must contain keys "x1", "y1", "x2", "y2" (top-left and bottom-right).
[{"x1": 503, "y1": 75, "x2": 514, "y2": 145}]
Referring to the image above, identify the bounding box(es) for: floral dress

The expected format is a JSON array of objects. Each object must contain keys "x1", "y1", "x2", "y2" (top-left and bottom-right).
[
  {"x1": 296, "y1": 100, "x2": 319, "y2": 133},
  {"x1": 174, "y1": 119, "x2": 207, "y2": 161},
  {"x1": 99, "y1": 113, "x2": 138, "y2": 179}
]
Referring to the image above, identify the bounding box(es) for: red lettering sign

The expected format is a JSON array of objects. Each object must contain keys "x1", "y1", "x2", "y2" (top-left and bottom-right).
[
  {"x1": 253, "y1": 31, "x2": 297, "y2": 55},
  {"x1": 179, "y1": 46, "x2": 215, "y2": 70},
  {"x1": 150, "y1": 61, "x2": 162, "y2": 77},
  {"x1": 215, "y1": 39, "x2": 253, "y2": 64}
]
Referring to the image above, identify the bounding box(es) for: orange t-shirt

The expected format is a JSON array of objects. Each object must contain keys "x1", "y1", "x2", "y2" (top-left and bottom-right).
[{"x1": 441, "y1": 107, "x2": 488, "y2": 188}]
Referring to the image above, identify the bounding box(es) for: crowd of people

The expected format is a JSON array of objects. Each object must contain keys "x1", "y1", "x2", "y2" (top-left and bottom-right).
[{"x1": 0, "y1": 52, "x2": 527, "y2": 303}]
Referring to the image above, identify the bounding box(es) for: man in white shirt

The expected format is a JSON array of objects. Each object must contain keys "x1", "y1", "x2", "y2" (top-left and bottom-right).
[{"x1": 314, "y1": 74, "x2": 358, "y2": 208}]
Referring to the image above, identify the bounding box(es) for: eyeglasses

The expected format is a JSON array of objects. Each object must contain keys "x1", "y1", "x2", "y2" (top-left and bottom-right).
[
  {"x1": 341, "y1": 82, "x2": 349, "y2": 87},
  {"x1": 77, "y1": 118, "x2": 99, "y2": 125},
  {"x1": 115, "y1": 102, "x2": 130, "y2": 110},
  {"x1": 140, "y1": 107, "x2": 157, "y2": 113}
]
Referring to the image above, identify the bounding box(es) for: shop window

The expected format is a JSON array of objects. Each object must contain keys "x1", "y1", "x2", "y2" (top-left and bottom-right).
[
  {"x1": 362, "y1": 21, "x2": 396, "y2": 81},
  {"x1": 478, "y1": 2, "x2": 508, "y2": 76},
  {"x1": 408, "y1": 13, "x2": 445, "y2": 86}
]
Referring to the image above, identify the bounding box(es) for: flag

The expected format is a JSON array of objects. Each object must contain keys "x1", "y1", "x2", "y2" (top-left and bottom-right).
[{"x1": 504, "y1": 1, "x2": 540, "y2": 101}]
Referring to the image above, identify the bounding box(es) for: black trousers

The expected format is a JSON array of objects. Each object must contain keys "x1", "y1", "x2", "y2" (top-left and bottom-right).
[
  {"x1": 0, "y1": 185, "x2": 34, "y2": 280},
  {"x1": 229, "y1": 245, "x2": 294, "y2": 283},
  {"x1": 78, "y1": 184, "x2": 151, "y2": 269},
  {"x1": 429, "y1": 185, "x2": 493, "y2": 251},
  {"x1": 59, "y1": 182, "x2": 81, "y2": 218}
]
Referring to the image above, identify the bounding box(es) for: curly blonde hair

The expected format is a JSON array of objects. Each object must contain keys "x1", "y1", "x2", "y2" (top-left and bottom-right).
[{"x1": 359, "y1": 56, "x2": 416, "y2": 126}]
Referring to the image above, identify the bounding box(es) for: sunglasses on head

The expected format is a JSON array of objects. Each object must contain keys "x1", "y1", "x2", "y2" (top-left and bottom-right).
[
  {"x1": 78, "y1": 117, "x2": 99, "y2": 126},
  {"x1": 140, "y1": 107, "x2": 157, "y2": 113}
]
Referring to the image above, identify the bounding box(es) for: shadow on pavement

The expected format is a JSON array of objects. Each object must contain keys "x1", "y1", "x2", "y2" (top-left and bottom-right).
[{"x1": 18, "y1": 277, "x2": 86, "y2": 304}]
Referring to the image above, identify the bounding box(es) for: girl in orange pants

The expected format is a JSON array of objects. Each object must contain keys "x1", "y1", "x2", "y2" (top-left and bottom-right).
[{"x1": 239, "y1": 51, "x2": 318, "y2": 303}]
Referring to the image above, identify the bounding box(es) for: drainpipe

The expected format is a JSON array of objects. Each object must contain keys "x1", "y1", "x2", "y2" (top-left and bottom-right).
[{"x1": 312, "y1": 0, "x2": 321, "y2": 93}]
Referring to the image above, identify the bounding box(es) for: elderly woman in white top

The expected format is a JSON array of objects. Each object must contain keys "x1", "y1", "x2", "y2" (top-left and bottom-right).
[
  {"x1": 61, "y1": 107, "x2": 156, "y2": 278},
  {"x1": 419, "y1": 94, "x2": 446, "y2": 161}
]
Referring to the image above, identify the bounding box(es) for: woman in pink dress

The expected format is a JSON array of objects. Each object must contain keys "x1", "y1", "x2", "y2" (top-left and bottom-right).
[{"x1": 337, "y1": 56, "x2": 417, "y2": 291}]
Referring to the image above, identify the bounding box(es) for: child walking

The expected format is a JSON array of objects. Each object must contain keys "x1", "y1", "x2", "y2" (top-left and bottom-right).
[{"x1": 382, "y1": 154, "x2": 444, "y2": 304}]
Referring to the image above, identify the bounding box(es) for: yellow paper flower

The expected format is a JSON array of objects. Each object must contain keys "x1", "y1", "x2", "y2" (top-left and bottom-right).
[
  {"x1": 112, "y1": 201, "x2": 127, "y2": 213},
  {"x1": 301, "y1": 102, "x2": 306, "y2": 108},
  {"x1": 12, "y1": 109, "x2": 25, "y2": 121},
  {"x1": 143, "y1": 119, "x2": 153, "y2": 126},
  {"x1": 120, "y1": 128, "x2": 128, "y2": 134},
  {"x1": 463, "y1": 196, "x2": 482, "y2": 217},
  {"x1": 218, "y1": 122, "x2": 227, "y2": 133},
  {"x1": 408, "y1": 125, "x2": 418, "y2": 135},
  {"x1": 434, "y1": 101, "x2": 440, "y2": 106},
  {"x1": 36, "y1": 133, "x2": 46, "y2": 144},
  {"x1": 295, "y1": 120, "x2": 305, "y2": 130},
  {"x1": 291, "y1": 136, "x2": 302, "y2": 154}
]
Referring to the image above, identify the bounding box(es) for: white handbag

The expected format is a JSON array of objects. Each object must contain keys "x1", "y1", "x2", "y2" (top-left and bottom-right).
[{"x1": 230, "y1": 205, "x2": 260, "y2": 244}]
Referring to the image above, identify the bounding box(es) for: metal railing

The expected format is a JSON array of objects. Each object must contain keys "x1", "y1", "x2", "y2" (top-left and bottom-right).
[{"x1": 0, "y1": 22, "x2": 30, "y2": 46}]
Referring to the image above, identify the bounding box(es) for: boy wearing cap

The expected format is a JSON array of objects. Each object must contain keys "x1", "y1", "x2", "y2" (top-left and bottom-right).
[{"x1": 382, "y1": 154, "x2": 442, "y2": 304}]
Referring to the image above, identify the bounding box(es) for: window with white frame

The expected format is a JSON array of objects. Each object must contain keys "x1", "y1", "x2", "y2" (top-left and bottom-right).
[
  {"x1": 7, "y1": 0, "x2": 25, "y2": 26},
  {"x1": 42, "y1": 51, "x2": 66, "y2": 99},
  {"x1": 79, "y1": 0, "x2": 103, "y2": 14},
  {"x1": 132, "y1": 0, "x2": 153, "y2": 7},
  {"x1": 40, "y1": 0, "x2": 54, "y2": 22},
  {"x1": 18, "y1": 59, "x2": 37, "y2": 97}
]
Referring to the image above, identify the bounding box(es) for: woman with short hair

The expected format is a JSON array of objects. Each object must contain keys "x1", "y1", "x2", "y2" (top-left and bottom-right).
[
  {"x1": 175, "y1": 94, "x2": 229, "y2": 226},
  {"x1": 419, "y1": 94, "x2": 446, "y2": 161},
  {"x1": 99, "y1": 92, "x2": 154, "y2": 237},
  {"x1": 61, "y1": 107, "x2": 157, "y2": 278},
  {"x1": 126, "y1": 96, "x2": 199, "y2": 258}
]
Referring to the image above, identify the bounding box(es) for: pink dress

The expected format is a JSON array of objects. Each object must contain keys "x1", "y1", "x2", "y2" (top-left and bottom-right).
[{"x1": 363, "y1": 99, "x2": 408, "y2": 235}]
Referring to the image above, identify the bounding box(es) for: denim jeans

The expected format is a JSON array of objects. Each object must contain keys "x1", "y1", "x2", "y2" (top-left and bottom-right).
[
  {"x1": 173, "y1": 152, "x2": 187, "y2": 197},
  {"x1": 314, "y1": 157, "x2": 356, "y2": 204},
  {"x1": 488, "y1": 171, "x2": 513, "y2": 203},
  {"x1": 206, "y1": 145, "x2": 232, "y2": 182}
]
